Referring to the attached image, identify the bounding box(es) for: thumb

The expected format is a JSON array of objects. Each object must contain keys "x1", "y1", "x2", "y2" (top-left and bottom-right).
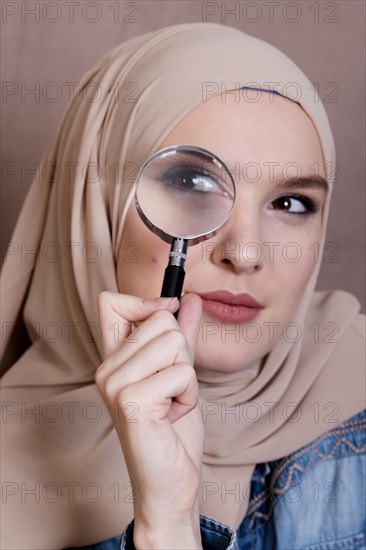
[{"x1": 176, "y1": 293, "x2": 203, "y2": 363}]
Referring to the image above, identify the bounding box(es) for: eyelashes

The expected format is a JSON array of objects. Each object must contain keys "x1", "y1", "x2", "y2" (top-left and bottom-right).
[
  {"x1": 157, "y1": 166, "x2": 320, "y2": 216},
  {"x1": 158, "y1": 166, "x2": 229, "y2": 196},
  {"x1": 270, "y1": 194, "x2": 318, "y2": 216}
]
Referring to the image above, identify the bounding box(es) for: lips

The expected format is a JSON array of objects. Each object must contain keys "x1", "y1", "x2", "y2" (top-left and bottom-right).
[
  {"x1": 196, "y1": 290, "x2": 264, "y2": 308},
  {"x1": 195, "y1": 290, "x2": 264, "y2": 323}
]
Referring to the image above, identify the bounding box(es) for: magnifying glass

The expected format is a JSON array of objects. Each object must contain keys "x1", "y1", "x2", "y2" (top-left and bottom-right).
[{"x1": 135, "y1": 145, "x2": 236, "y2": 318}]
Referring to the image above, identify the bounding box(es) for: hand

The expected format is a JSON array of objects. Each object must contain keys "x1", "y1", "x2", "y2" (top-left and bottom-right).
[{"x1": 95, "y1": 292, "x2": 204, "y2": 548}]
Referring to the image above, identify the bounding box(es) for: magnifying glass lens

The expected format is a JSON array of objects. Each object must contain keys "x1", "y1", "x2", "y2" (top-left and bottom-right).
[
  {"x1": 134, "y1": 145, "x2": 236, "y2": 312},
  {"x1": 136, "y1": 148, "x2": 235, "y2": 239}
]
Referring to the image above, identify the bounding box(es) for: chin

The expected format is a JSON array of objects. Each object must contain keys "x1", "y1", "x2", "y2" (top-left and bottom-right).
[{"x1": 194, "y1": 342, "x2": 262, "y2": 373}]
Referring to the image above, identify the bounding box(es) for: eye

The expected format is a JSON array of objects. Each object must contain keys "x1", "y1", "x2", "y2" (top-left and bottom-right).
[
  {"x1": 159, "y1": 166, "x2": 226, "y2": 195},
  {"x1": 270, "y1": 194, "x2": 317, "y2": 215}
]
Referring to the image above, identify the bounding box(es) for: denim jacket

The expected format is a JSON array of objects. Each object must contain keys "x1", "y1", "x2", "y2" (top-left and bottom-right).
[{"x1": 68, "y1": 407, "x2": 366, "y2": 550}]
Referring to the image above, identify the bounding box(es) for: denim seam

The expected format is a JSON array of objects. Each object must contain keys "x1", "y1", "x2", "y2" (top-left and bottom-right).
[
  {"x1": 301, "y1": 531, "x2": 365, "y2": 549},
  {"x1": 248, "y1": 417, "x2": 366, "y2": 513},
  {"x1": 270, "y1": 418, "x2": 366, "y2": 488},
  {"x1": 245, "y1": 416, "x2": 366, "y2": 530},
  {"x1": 120, "y1": 529, "x2": 127, "y2": 550},
  {"x1": 200, "y1": 514, "x2": 238, "y2": 549},
  {"x1": 249, "y1": 416, "x2": 366, "y2": 503}
]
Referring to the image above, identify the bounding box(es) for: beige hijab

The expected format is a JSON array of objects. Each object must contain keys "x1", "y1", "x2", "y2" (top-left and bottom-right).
[{"x1": 1, "y1": 23, "x2": 365, "y2": 549}]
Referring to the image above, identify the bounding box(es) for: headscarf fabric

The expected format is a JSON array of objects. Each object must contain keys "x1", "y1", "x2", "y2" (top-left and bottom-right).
[{"x1": 1, "y1": 23, "x2": 365, "y2": 548}]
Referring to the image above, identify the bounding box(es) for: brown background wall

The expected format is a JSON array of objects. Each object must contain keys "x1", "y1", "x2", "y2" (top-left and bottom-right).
[{"x1": 1, "y1": 0, "x2": 365, "y2": 311}]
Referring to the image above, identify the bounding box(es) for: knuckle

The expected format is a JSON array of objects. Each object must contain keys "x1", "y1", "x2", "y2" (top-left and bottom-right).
[
  {"x1": 103, "y1": 373, "x2": 120, "y2": 399},
  {"x1": 97, "y1": 291, "x2": 112, "y2": 310},
  {"x1": 95, "y1": 361, "x2": 108, "y2": 386},
  {"x1": 151, "y1": 308, "x2": 176, "y2": 328},
  {"x1": 182, "y1": 362, "x2": 196, "y2": 380},
  {"x1": 167, "y1": 328, "x2": 187, "y2": 348},
  {"x1": 117, "y1": 385, "x2": 136, "y2": 407}
]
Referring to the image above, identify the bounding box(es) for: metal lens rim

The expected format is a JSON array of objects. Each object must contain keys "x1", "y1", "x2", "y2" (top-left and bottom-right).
[{"x1": 134, "y1": 144, "x2": 237, "y2": 244}]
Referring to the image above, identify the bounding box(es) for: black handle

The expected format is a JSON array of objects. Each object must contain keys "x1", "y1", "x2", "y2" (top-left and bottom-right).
[{"x1": 160, "y1": 265, "x2": 185, "y2": 319}]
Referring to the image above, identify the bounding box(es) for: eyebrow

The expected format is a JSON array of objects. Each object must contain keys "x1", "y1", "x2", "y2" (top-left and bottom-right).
[{"x1": 275, "y1": 175, "x2": 329, "y2": 194}]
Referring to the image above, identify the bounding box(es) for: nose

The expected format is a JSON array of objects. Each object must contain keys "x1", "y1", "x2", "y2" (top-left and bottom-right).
[{"x1": 206, "y1": 191, "x2": 264, "y2": 274}]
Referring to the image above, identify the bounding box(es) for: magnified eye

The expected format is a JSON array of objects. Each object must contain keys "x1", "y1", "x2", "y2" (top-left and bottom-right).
[
  {"x1": 271, "y1": 195, "x2": 317, "y2": 215},
  {"x1": 159, "y1": 166, "x2": 227, "y2": 195}
]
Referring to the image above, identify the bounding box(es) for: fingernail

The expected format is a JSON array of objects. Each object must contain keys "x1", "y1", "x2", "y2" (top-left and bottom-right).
[{"x1": 158, "y1": 297, "x2": 178, "y2": 305}]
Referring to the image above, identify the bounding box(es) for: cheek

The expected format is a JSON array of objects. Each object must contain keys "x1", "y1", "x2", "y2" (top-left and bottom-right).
[
  {"x1": 116, "y1": 203, "x2": 171, "y2": 297},
  {"x1": 273, "y1": 221, "x2": 322, "y2": 309}
]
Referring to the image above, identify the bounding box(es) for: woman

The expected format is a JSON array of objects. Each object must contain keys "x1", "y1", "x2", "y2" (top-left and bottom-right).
[{"x1": 1, "y1": 23, "x2": 365, "y2": 550}]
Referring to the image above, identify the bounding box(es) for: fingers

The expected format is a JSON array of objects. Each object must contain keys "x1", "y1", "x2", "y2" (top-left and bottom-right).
[
  {"x1": 95, "y1": 291, "x2": 205, "y2": 526},
  {"x1": 96, "y1": 327, "x2": 192, "y2": 400},
  {"x1": 96, "y1": 291, "x2": 203, "y2": 423},
  {"x1": 176, "y1": 294, "x2": 203, "y2": 362},
  {"x1": 97, "y1": 292, "x2": 179, "y2": 360},
  {"x1": 96, "y1": 306, "x2": 183, "y2": 380},
  {"x1": 114, "y1": 363, "x2": 199, "y2": 427}
]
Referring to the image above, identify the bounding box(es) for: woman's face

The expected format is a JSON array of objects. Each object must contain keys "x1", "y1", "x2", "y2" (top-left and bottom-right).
[{"x1": 117, "y1": 90, "x2": 328, "y2": 373}]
